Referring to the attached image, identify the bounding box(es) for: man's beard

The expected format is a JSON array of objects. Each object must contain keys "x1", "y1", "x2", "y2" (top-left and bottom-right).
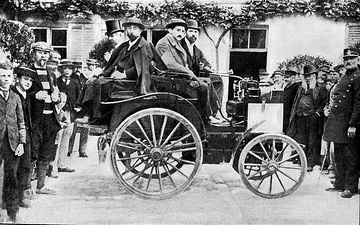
[{"x1": 128, "y1": 34, "x2": 139, "y2": 42}]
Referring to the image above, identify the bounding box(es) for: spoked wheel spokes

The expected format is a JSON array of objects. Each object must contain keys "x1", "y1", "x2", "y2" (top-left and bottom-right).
[
  {"x1": 239, "y1": 134, "x2": 307, "y2": 198},
  {"x1": 110, "y1": 108, "x2": 203, "y2": 199}
]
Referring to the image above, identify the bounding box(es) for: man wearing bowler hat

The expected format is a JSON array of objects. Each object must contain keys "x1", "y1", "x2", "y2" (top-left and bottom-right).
[
  {"x1": 156, "y1": 18, "x2": 221, "y2": 124},
  {"x1": 323, "y1": 47, "x2": 360, "y2": 198},
  {"x1": 76, "y1": 17, "x2": 165, "y2": 123},
  {"x1": 104, "y1": 19, "x2": 125, "y2": 62},
  {"x1": 180, "y1": 19, "x2": 224, "y2": 122},
  {"x1": 287, "y1": 65, "x2": 327, "y2": 172}
]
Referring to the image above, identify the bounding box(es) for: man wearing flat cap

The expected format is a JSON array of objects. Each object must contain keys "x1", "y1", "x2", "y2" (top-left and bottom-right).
[
  {"x1": 287, "y1": 65, "x2": 327, "y2": 172},
  {"x1": 155, "y1": 18, "x2": 218, "y2": 124},
  {"x1": 28, "y1": 41, "x2": 61, "y2": 195},
  {"x1": 323, "y1": 47, "x2": 360, "y2": 198},
  {"x1": 77, "y1": 17, "x2": 165, "y2": 123}
]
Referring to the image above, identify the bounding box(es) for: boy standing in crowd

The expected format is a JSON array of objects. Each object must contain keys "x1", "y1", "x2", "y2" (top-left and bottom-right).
[
  {"x1": 0, "y1": 61, "x2": 26, "y2": 223},
  {"x1": 12, "y1": 67, "x2": 37, "y2": 208}
]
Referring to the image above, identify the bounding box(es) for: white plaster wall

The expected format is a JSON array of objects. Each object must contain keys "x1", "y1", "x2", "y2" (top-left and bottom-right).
[{"x1": 266, "y1": 15, "x2": 347, "y2": 73}]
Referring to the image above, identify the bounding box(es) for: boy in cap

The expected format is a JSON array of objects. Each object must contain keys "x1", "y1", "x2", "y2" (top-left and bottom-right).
[
  {"x1": 323, "y1": 47, "x2": 360, "y2": 198},
  {"x1": 28, "y1": 41, "x2": 61, "y2": 195},
  {"x1": 0, "y1": 60, "x2": 26, "y2": 222},
  {"x1": 12, "y1": 66, "x2": 37, "y2": 209}
]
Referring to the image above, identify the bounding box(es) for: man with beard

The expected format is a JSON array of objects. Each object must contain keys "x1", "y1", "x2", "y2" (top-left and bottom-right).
[
  {"x1": 324, "y1": 48, "x2": 360, "y2": 198},
  {"x1": 155, "y1": 19, "x2": 221, "y2": 124},
  {"x1": 76, "y1": 17, "x2": 165, "y2": 123},
  {"x1": 180, "y1": 19, "x2": 224, "y2": 122},
  {"x1": 28, "y1": 42, "x2": 61, "y2": 195},
  {"x1": 286, "y1": 65, "x2": 327, "y2": 172}
]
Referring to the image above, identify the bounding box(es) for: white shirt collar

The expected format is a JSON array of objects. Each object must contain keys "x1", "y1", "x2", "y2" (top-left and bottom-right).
[{"x1": 128, "y1": 37, "x2": 140, "y2": 50}]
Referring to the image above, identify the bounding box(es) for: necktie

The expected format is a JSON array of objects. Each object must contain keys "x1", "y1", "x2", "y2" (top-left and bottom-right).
[{"x1": 3, "y1": 90, "x2": 9, "y2": 101}]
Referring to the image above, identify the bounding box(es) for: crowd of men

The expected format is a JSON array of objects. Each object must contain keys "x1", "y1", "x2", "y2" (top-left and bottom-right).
[{"x1": 0, "y1": 16, "x2": 359, "y2": 223}]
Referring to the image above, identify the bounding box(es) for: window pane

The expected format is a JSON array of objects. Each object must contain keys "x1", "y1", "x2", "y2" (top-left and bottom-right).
[
  {"x1": 141, "y1": 31, "x2": 147, "y2": 40},
  {"x1": 152, "y1": 30, "x2": 168, "y2": 46},
  {"x1": 33, "y1": 29, "x2": 47, "y2": 42},
  {"x1": 249, "y1": 30, "x2": 266, "y2": 49},
  {"x1": 53, "y1": 47, "x2": 66, "y2": 59},
  {"x1": 232, "y1": 30, "x2": 248, "y2": 49},
  {"x1": 52, "y1": 30, "x2": 67, "y2": 46}
]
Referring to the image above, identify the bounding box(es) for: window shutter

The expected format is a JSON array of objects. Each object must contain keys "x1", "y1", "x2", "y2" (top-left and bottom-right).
[
  {"x1": 69, "y1": 24, "x2": 95, "y2": 62},
  {"x1": 348, "y1": 25, "x2": 360, "y2": 47}
]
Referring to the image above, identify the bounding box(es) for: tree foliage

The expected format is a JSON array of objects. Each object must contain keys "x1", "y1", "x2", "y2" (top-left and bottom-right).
[
  {"x1": 0, "y1": 18, "x2": 35, "y2": 64},
  {"x1": 88, "y1": 38, "x2": 114, "y2": 68},
  {"x1": 277, "y1": 54, "x2": 332, "y2": 73}
]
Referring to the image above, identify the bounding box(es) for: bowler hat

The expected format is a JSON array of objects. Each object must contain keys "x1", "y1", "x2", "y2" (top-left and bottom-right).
[
  {"x1": 15, "y1": 67, "x2": 37, "y2": 79},
  {"x1": 187, "y1": 19, "x2": 200, "y2": 30},
  {"x1": 59, "y1": 59, "x2": 74, "y2": 68},
  {"x1": 86, "y1": 59, "x2": 99, "y2": 65},
  {"x1": 343, "y1": 47, "x2": 360, "y2": 58},
  {"x1": 284, "y1": 70, "x2": 298, "y2": 77},
  {"x1": 105, "y1": 20, "x2": 124, "y2": 36},
  {"x1": 122, "y1": 17, "x2": 145, "y2": 30},
  {"x1": 303, "y1": 65, "x2": 317, "y2": 76},
  {"x1": 31, "y1": 42, "x2": 52, "y2": 52},
  {"x1": 165, "y1": 18, "x2": 187, "y2": 29},
  {"x1": 258, "y1": 68, "x2": 269, "y2": 75}
]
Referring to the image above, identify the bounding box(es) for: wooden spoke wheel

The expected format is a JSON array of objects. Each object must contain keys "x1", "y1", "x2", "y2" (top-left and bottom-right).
[
  {"x1": 110, "y1": 108, "x2": 203, "y2": 199},
  {"x1": 238, "y1": 133, "x2": 307, "y2": 198}
]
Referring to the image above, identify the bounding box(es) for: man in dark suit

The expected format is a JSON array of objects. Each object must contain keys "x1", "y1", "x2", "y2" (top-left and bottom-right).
[
  {"x1": 287, "y1": 65, "x2": 327, "y2": 172},
  {"x1": 28, "y1": 42, "x2": 61, "y2": 195},
  {"x1": 76, "y1": 17, "x2": 165, "y2": 123},
  {"x1": 180, "y1": 19, "x2": 224, "y2": 122},
  {"x1": 324, "y1": 47, "x2": 360, "y2": 198},
  {"x1": 283, "y1": 70, "x2": 300, "y2": 133}
]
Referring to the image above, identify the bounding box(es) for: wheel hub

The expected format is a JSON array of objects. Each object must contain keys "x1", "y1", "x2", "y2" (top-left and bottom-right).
[
  {"x1": 150, "y1": 148, "x2": 164, "y2": 161},
  {"x1": 266, "y1": 160, "x2": 278, "y2": 173}
]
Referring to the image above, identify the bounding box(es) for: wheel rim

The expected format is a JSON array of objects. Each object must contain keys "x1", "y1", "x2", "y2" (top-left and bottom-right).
[
  {"x1": 110, "y1": 108, "x2": 203, "y2": 199},
  {"x1": 238, "y1": 134, "x2": 307, "y2": 198}
]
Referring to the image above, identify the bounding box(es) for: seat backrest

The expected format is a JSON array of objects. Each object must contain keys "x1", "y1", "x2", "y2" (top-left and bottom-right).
[{"x1": 150, "y1": 75, "x2": 198, "y2": 99}]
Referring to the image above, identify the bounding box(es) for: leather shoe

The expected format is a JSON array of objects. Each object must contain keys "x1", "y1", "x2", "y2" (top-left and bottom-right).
[
  {"x1": 341, "y1": 190, "x2": 355, "y2": 198},
  {"x1": 79, "y1": 152, "x2": 88, "y2": 158},
  {"x1": 58, "y1": 167, "x2": 75, "y2": 173},
  {"x1": 36, "y1": 188, "x2": 57, "y2": 195},
  {"x1": 325, "y1": 187, "x2": 344, "y2": 192}
]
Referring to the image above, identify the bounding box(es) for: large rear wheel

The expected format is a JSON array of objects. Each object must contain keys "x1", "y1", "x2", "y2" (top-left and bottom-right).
[
  {"x1": 110, "y1": 108, "x2": 203, "y2": 199},
  {"x1": 239, "y1": 133, "x2": 306, "y2": 198}
]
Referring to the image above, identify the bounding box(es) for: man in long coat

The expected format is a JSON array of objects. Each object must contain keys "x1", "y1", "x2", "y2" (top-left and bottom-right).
[
  {"x1": 323, "y1": 47, "x2": 360, "y2": 198},
  {"x1": 76, "y1": 17, "x2": 165, "y2": 122},
  {"x1": 287, "y1": 65, "x2": 327, "y2": 172}
]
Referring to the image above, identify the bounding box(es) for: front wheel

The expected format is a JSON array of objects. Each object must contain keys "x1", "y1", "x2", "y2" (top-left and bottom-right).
[
  {"x1": 238, "y1": 133, "x2": 307, "y2": 198},
  {"x1": 110, "y1": 108, "x2": 203, "y2": 199}
]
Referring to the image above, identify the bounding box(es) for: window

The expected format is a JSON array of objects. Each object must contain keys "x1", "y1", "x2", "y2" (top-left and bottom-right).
[
  {"x1": 31, "y1": 27, "x2": 68, "y2": 59},
  {"x1": 232, "y1": 27, "x2": 267, "y2": 50}
]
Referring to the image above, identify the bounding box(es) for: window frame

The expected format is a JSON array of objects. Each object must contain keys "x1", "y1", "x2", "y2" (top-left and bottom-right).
[
  {"x1": 30, "y1": 27, "x2": 68, "y2": 58},
  {"x1": 230, "y1": 25, "x2": 268, "y2": 52}
]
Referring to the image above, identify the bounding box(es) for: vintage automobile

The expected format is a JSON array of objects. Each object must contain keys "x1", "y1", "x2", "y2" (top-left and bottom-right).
[{"x1": 85, "y1": 71, "x2": 307, "y2": 200}]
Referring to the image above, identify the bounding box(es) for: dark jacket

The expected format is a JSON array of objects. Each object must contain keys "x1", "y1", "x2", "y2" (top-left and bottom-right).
[
  {"x1": 57, "y1": 75, "x2": 81, "y2": 122},
  {"x1": 283, "y1": 81, "x2": 301, "y2": 132},
  {"x1": 180, "y1": 39, "x2": 212, "y2": 77},
  {"x1": 287, "y1": 83, "x2": 327, "y2": 137},
  {"x1": 101, "y1": 37, "x2": 166, "y2": 94},
  {"x1": 11, "y1": 86, "x2": 32, "y2": 131},
  {"x1": 28, "y1": 66, "x2": 61, "y2": 129},
  {"x1": 323, "y1": 68, "x2": 360, "y2": 143},
  {"x1": 0, "y1": 89, "x2": 26, "y2": 151}
]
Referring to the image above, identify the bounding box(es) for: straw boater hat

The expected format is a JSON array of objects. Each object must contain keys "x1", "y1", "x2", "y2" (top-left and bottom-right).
[
  {"x1": 86, "y1": 59, "x2": 99, "y2": 66},
  {"x1": 105, "y1": 20, "x2": 124, "y2": 36},
  {"x1": 271, "y1": 70, "x2": 284, "y2": 78},
  {"x1": 165, "y1": 18, "x2": 187, "y2": 29},
  {"x1": 59, "y1": 59, "x2": 74, "y2": 69},
  {"x1": 15, "y1": 67, "x2": 37, "y2": 79},
  {"x1": 258, "y1": 68, "x2": 269, "y2": 76},
  {"x1": 122, "y1": 17, "x2": 145, "y2": 30}
]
